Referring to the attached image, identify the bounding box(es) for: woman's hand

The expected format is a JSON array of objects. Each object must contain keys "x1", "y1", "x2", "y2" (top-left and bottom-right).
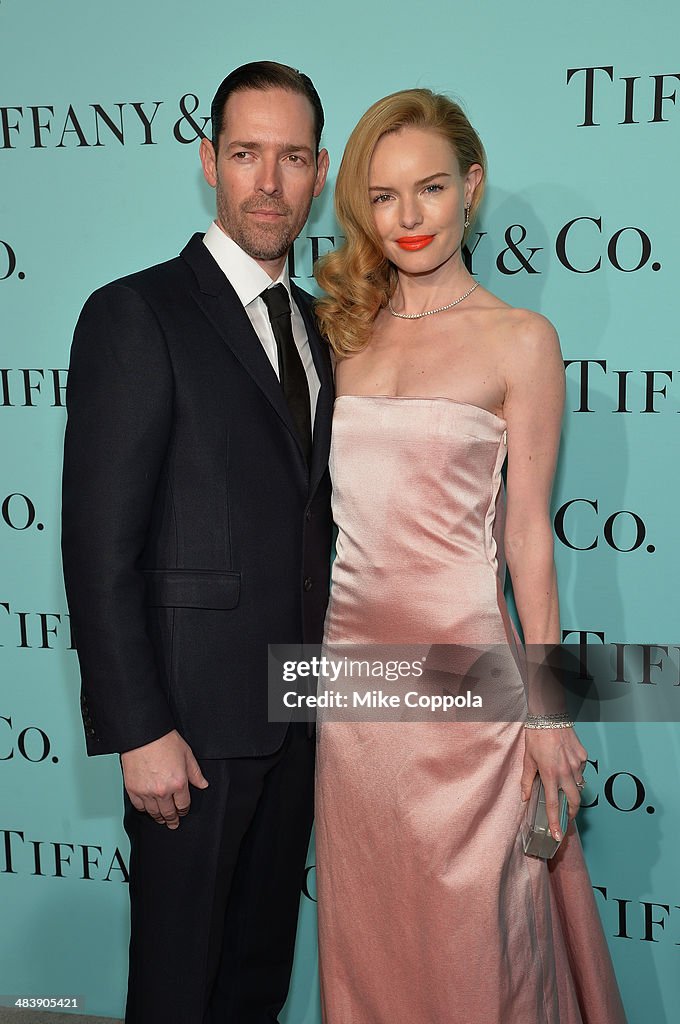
[{"x1": 520, "y1": 726, "x2": 588, "y2": 842}]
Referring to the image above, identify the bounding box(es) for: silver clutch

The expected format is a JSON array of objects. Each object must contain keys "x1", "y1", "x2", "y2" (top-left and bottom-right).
[{"x1": 521, "y1": 776, "x2": 569, "y2": 859}]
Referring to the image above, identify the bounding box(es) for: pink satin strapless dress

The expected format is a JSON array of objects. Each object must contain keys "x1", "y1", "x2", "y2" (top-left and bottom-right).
[{"x1": 315, "y1": 396, "x2": 627, "y2": 1024}]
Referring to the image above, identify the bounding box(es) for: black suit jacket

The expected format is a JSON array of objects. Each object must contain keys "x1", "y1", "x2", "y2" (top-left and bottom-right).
[{"x1": 62, "y1": 233, "x2": 333, "y2": 758}]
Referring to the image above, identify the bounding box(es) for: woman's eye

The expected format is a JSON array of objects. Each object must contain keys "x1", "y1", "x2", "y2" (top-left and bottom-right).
[
  {"x1": 423, "y1": 183, "x2": 444, "y2": 194},
  {"x1": 372, "y1": 193, "x2": 392, "y2": 204}
]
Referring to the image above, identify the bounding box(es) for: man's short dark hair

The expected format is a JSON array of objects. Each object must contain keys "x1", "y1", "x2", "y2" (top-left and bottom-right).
[{"x1": 210, "y1": 60, "x2": 325, "y2": 153}]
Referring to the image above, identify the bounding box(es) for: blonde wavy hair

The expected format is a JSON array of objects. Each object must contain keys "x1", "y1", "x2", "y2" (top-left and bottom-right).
[{"x1": 315, "y1": 89, "x2": 486, "y2": 358}]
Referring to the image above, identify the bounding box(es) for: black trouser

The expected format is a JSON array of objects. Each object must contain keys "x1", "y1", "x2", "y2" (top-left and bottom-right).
[{"x1": 122, "y1": 723, "x2": 315, "y2": 1024}]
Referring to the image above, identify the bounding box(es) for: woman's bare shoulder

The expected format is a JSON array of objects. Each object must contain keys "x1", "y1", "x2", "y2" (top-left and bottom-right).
[{"x1": 477, "y1": 295, "x2": 560, "y2": 359}]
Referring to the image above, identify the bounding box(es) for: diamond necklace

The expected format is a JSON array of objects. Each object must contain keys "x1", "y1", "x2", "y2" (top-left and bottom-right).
[{"x1": 388, "y1": 282, "x2": 479, "y2": 319}]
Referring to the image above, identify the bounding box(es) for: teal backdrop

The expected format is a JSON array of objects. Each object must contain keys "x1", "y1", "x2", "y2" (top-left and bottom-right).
[{"x1": 1, "y1": 1, "x2": 678, "y2": 1021}]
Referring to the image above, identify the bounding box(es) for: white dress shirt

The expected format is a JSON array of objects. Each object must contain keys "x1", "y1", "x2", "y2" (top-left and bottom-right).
[{"x1": 203, "y1": 221, "x2": 320, "y2": 424}]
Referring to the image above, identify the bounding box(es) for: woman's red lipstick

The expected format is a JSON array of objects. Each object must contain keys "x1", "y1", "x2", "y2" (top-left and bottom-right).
[{"x1": 396, "y1": 235, "x2": 435, "y2": 251}]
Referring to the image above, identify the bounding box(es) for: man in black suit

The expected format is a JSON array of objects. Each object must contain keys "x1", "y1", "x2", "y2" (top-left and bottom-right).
[{"x1": 61, "y1": 61, "x2": 332, "y2": 1024}]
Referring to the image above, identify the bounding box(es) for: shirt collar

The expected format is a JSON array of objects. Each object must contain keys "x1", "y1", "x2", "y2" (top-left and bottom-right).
[{"x1": 203, "y1": 220, "x2": 292, "y2": 308}]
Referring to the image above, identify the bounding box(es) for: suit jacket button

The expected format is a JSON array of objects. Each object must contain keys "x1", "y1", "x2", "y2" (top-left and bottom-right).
[{"x1": 303, "y1": 577, "x2": 313, "y2": 592}]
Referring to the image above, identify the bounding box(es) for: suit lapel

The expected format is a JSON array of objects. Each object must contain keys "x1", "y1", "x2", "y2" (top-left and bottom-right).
[
  {"x1": 181, "y1": 234, "x2": 307, "y2": 461},
  {"x1": 292, "y1": 282, "x2": 334, "y2": 496}
]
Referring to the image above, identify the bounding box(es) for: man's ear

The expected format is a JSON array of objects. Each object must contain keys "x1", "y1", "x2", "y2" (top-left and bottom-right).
[{"x1": 200, "y1": 137, "x2": 218, "y2": 188}]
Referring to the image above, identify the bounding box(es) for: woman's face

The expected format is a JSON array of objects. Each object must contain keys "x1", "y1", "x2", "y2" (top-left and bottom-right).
[{"x1": 368, "y1": 127, "x2": 480, "y2": 274}]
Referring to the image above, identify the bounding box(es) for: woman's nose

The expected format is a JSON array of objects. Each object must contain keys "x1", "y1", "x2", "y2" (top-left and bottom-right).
[{"x1": 398, "y1": 198, "x2": 423, "y2": 230}]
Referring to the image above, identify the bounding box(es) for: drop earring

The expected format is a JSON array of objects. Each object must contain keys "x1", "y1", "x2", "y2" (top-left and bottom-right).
[{"x1": 464, "y1": 204, "x2": 471, "y2": 229}]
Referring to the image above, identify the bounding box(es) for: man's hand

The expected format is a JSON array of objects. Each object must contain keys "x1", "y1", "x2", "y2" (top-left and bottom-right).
[{"x1": 121, "y1": 730, "x2": 209, "y2": 829}]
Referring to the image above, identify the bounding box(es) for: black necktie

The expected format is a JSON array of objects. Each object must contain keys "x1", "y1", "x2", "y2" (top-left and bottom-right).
[{"x1": 260, "y1": 284, "x2": 312, "y2": 462}]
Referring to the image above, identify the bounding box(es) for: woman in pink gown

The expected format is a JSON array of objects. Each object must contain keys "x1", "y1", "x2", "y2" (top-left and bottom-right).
[{"x1": 313, "y1": 89, "x2": 627, "y2": 1024}]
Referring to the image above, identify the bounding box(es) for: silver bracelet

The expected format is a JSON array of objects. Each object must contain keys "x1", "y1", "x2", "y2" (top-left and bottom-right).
[{"x1": 525, "y1": 712, "x2": 574, "y2": 730}]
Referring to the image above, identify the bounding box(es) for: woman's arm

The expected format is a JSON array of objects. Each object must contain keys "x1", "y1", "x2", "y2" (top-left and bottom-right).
[{"x1": 502, "y1": 310, "x2": 587, "y2": 842}]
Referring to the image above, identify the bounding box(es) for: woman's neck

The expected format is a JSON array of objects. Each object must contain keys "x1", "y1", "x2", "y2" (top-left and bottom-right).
[{"x1": 391, "y1": 253, "x2": 474, "y2": 315}]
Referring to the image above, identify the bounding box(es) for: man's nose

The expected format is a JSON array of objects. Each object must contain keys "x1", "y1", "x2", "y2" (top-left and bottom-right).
[{"x1": 255, "y1": 156, "x2": 282, "y2": 196}]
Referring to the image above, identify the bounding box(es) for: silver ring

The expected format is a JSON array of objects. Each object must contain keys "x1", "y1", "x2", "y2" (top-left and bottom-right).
[{"x1": 576, "y1": 778, "x2": 586, "y2": 791}]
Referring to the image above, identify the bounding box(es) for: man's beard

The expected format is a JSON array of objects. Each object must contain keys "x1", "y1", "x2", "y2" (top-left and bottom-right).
[{"x1": 216, "y1": 185, "x2": 313, "y2": 262}]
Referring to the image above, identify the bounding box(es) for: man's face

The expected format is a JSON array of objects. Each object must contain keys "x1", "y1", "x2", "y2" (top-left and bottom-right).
[{"x1": 200, "y1": 87, "x2": 329, "y2": 273}]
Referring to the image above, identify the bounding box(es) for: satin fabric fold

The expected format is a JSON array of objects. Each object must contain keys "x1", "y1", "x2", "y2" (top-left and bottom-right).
[{"x1": 315, "y1": 396, "x2": 626, "y2": 1024}]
